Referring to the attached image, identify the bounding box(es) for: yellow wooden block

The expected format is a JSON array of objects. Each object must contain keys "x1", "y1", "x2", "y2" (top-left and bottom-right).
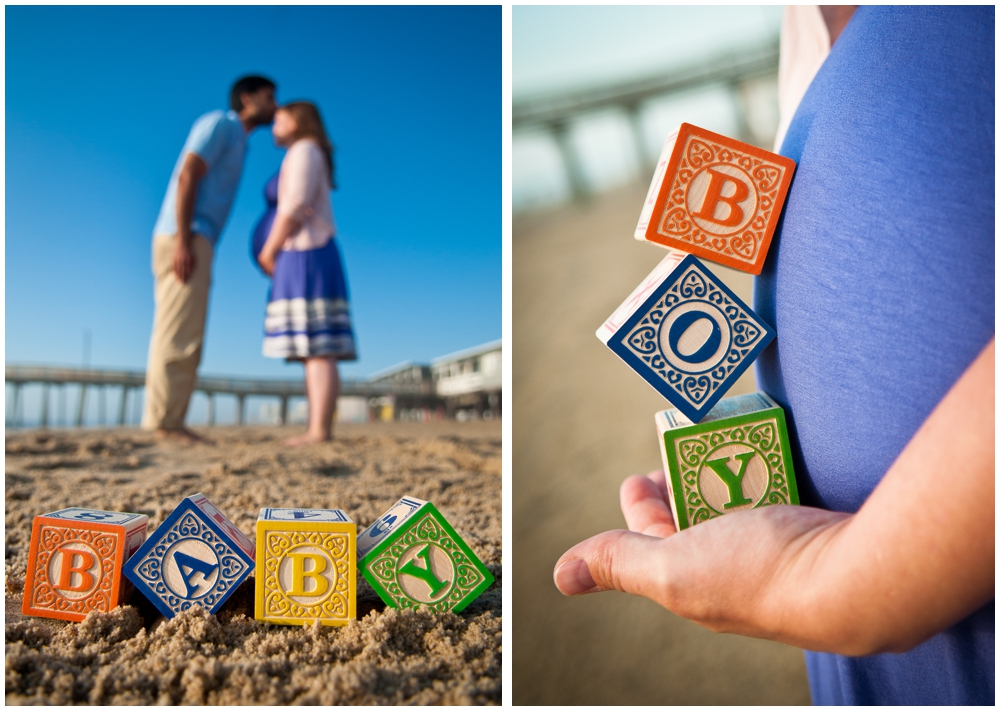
[{"x1": 254, "y1": 508, "x2": 356, "y2": 626}]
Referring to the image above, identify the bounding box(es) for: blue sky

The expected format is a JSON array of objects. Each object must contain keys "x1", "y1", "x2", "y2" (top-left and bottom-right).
[{"x1": 6, "y1": 5, "x2": 500, "y2": 384}]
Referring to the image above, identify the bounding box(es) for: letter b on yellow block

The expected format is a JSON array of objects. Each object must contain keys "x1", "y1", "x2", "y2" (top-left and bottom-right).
[
  {"x1": 285, "y1": 552, "x2": 330, "y2": 597},
  {"x1": 255, "y1": 508, "x2": 356, "y2": 626}
]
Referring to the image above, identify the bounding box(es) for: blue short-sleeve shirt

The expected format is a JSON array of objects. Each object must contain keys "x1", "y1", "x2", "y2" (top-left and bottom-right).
[
  {"x1": 755, "y1": 6, "x2": 994, "y2": 705},
  {"x1": 153, "y1": 109, "x2": 247, "y2": 246}
]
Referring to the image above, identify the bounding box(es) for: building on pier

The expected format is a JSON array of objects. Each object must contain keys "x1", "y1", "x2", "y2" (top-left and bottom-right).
[
  {"x1": 432, "y1": 339, "x2": 502, "y2": 420},
  {"x1": 367, "y1": 362, "x2": 439, "y2": 422}
]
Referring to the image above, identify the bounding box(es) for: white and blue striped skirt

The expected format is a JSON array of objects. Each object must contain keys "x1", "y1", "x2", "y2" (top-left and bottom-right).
[{"x1": 263, "y1": 238, "x2": 357, "y2": 361}]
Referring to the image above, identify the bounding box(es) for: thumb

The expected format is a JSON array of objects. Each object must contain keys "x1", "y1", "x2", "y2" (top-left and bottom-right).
[{"x1": 553, "y1": 529, "x2": 668, "y2": 599}]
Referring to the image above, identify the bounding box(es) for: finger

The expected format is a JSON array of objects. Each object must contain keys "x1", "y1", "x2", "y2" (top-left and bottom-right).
[
  {"x1": 647, "y1": 469, "x2": 669, "y2": 500},
  {"x1": 554, "y1": 530, "x2": 669, "y2": 599},
  {"x1": 620, "y1": 473, "x2": 677, "y2": 538}
]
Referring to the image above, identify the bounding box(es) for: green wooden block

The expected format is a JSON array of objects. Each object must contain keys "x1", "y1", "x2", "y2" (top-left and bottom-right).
[
  {"x1": 357, "y1": 497, "x2": 494, "y2": 613},
  {"x1": 656, "y1": 391, "x2": 799, "y2": 531}
]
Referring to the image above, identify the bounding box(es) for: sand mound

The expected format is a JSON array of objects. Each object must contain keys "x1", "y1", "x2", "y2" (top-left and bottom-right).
[{"x1": 5, "y1": 421, "x2": 501, "y2": 705}]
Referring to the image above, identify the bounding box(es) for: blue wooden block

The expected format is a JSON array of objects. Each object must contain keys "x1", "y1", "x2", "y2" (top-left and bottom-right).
[
  {"x1": 122, "y1": 494, "x2": 255, "y2": 618},
  {"x1": 597, "y1": 251, "x2": 775, "y2": 422}
]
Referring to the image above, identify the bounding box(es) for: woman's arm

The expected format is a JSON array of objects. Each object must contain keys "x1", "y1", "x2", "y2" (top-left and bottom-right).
[
  {"x1": 258, "y1": 141, "x2": 318, "y2": 276},
  {"x1": 257, "y1": 212, "x2": 301, "y2": 277},
  {"x1": 554, "y1": 338, "x2": 994, "y2": 656}
]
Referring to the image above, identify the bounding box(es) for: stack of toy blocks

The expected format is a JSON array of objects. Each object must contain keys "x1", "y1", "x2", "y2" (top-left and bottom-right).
[
  {"x1": 656, "y1": 392, "x2": 799, "y2": 530},
  {"x1": 123, "y1": 494, "x2": 255, "y2": 618},
  {"x1": 599, "y1": 121, "x2": 793, "y2": 420},
  {"x1": 600, "y1": 122, "x2": 801, "y2": 526},
  {"x1": 22, "y1": 508, "x2": 148, "y2": 621},
  {"x1": 357, "y1": 496, "x2": 494, "y2": 613},
  {"x1": 255, "y1": 508, "x2": 356, "y2": 626}
]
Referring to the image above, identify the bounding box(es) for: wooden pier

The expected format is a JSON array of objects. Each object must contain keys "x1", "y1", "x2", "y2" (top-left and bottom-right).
[
  {"x1": 513, "y1": 40, "x2": 779, "y2": 202},
  {"x1": 4, "y1": 364, "x2": 426, "y2": 429}
]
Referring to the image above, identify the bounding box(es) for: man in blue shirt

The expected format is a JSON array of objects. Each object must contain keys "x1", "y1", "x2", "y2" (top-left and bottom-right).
[{"x1": 142, "y1": 75, "x2": 277, "y2": 442}]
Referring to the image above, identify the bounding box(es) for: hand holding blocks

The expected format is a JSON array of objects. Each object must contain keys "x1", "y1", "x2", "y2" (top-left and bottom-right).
[
  {"x1": 22, "y1": 508, "x2": 148, "y2": 622},
  {"x1": 358, "y1": 497, "x2": 494, "y2": 613},
  {"x1": 656, "y1": 392, "x2": 799, "y2": 530},
  {"x1": 636, "y1": 123, "x2": 795, "y2": 274},
  {"x1": 123, "y1": 494, "x2": 254, "y2": 618},
  {"x1": 598, "y1": 251, "x2": 774, "y2": 422},
  {"x1": 255, "y1": 508, "x2": 356, "y2": 626}
]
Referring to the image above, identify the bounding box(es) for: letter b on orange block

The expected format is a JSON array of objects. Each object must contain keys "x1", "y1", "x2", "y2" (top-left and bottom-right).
[
  {"x1": 690, "y1": 167, "x2": 751, "y2": 229},
  {"x1": 53, "y1": 546, "x2": 97, "y2": 592},
  {"x1": 22, "y1": 508, "x2": 148, "y2": 622},
  {"x1": 636, "y1": 123, "x2": 796, "y2": 275}
]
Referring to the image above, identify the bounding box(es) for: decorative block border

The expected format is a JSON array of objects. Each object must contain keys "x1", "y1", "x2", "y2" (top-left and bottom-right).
[
  {"x1": 123, "y1": 498, "x2": 254, "y2": 618},
  {"x1": 606, "y1": 254, "x2": 775, "y2": 422},
  {"x1": 255, "y1": 520, "x2": 356, "y2": 626},
  {"x1": 639, "y1": 123, "x2": 796, "y2": 275},
  {"x1": 22, "y1": 519, "x2": 124, "y2": 622},
  {"x1": 360, "y1": 503, "x2": 494, "y2": 613},
  {"x1": 662, "y1": 405, "x2": 799, "y2": 530}
]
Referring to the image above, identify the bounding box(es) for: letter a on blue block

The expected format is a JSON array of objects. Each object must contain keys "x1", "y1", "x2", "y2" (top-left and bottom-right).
[
  {"x1": 597, "y1": 251, "x2": 775, "y2": 422},
  {"x1": 123, "y1": 495, "x2": 255, "y2": 618}
]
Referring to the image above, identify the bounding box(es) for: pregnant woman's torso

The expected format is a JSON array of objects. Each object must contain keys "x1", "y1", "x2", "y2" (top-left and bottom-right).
[{"x1": 251, "y1": 172, "x2": 280, "y2": 262}]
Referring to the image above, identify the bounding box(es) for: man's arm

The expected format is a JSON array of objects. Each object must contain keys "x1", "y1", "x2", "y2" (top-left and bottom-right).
[
  {"x1": 173, "y1": 152, "x2": 208, "y2": 283},
  {"x1": 555, "y1": 338, "x2": 994, "y2": 656}
]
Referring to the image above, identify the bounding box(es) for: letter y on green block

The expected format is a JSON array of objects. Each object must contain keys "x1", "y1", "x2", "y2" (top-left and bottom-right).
[
  {"x1": 704, "y1": 451, "x2": 756, "y2": 508},
  {"x1": 397, "y1": 544, "x2": 448, "y2": 598}
]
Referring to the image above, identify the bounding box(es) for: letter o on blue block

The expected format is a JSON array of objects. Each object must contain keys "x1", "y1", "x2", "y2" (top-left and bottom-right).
[{"x1": 667, "y1": 310, "x2": 722, "y2": 363}]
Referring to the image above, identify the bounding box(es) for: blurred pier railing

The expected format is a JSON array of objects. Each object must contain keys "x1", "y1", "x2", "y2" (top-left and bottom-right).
[
  {"x1": 4, "y1": 364, "x2": 427, "y2": 428},
  {"x1": 513, "y1": 39, "x2": 779, "y2": 201}
]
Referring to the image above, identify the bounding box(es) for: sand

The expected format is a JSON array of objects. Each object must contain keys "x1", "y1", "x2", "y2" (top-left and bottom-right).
[
  {"x1": 512, "y1": 181, "x2": 811, "y2": 704},
  {"x1": 5, "y1": 421, "x2": 501, "y2": 705}
]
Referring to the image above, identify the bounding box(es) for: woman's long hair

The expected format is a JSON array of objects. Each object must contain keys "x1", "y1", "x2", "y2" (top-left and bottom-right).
[{"x1": 280, "y1": 101, "x2": 336, "y2": 189}]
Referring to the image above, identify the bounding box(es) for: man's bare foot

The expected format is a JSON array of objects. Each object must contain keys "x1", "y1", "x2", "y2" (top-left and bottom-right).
[
  {"x1": 284, "y1": 431, "x2": 332, "y2": 447},
  {"x1": 154, "y1": 427, "x2": 213, "y2": 445}
]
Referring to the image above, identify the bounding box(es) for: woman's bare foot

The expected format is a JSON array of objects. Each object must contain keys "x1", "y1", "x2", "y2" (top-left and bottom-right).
[{"x1": 284, "y1": 431, "x2": 332, "y2": 447}]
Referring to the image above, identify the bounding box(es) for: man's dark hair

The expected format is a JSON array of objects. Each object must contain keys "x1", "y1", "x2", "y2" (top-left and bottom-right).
[{"x1": 230, "y1": 75, "x2": 276, "y2": 112}]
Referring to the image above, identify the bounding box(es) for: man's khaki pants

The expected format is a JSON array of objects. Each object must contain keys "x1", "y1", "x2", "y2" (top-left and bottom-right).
[{"x1": 142, "y1": 234, "x2": 213, "y2": 431}]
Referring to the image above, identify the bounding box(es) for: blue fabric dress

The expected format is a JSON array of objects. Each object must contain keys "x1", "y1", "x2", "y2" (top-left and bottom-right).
[
  {"x1": 755, "y1": 6, "x2": 994, "y2": 705},
  {"x1": 252, "y1": 172, "x2": 357, "y2": 361}
]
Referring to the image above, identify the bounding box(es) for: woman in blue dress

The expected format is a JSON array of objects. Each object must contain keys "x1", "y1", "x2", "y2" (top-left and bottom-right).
[{"x1": 252, "y1": 101, "x2": 357, "y2": 445}]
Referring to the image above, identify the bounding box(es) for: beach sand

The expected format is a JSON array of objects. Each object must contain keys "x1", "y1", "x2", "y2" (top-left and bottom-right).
[
  {"x1": 5, "y1": 421, "x2": 501, "y2": 705},
  {"x1": 513, "y1": 181, "x2": 811, "y2": 704}
]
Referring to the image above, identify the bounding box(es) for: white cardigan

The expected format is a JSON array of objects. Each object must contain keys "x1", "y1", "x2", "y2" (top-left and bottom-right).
[{"x1": 277, "y1": 138, "x2": 337, "y2": 251}]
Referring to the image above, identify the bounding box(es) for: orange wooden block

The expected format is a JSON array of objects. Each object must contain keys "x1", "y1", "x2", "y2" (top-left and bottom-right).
[
  {"x1": 635, "y1": 123, "x2": 796, "y2": 275},
  {"x1": 22, "y1": 508, "x2": 148, "y2": 622}
]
